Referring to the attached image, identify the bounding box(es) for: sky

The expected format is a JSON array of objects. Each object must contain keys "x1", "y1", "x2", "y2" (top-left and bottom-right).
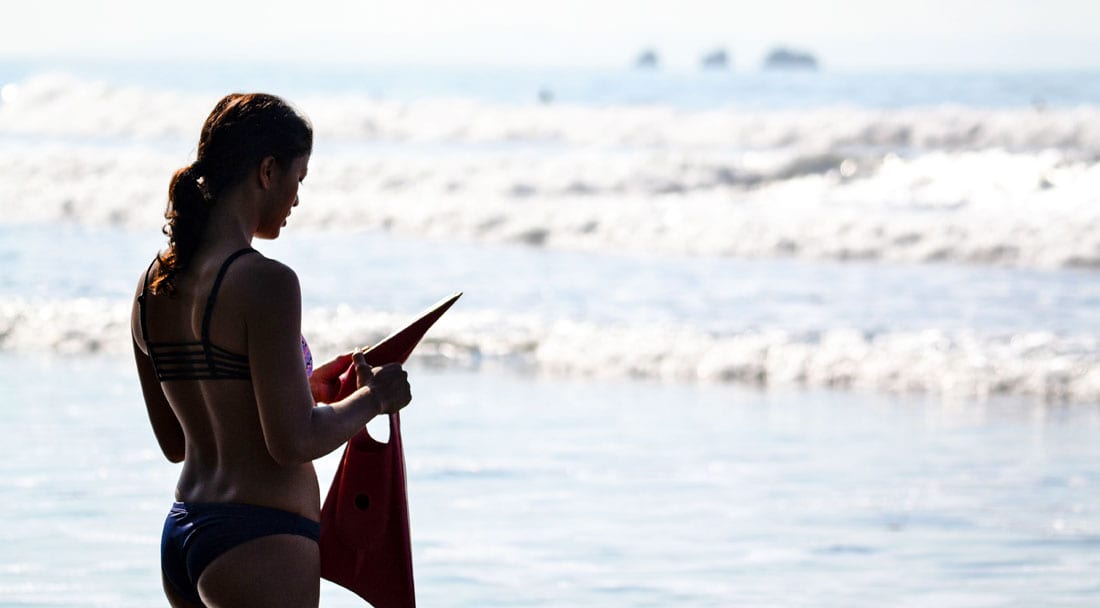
[{"x1": 2, "y1": 0, "x2": 1099, "y2": 71}]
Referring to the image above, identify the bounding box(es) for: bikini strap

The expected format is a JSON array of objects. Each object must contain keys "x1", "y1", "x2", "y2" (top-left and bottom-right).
[
  {"x1": 200, "y1": 248, "x2": 257, "y2": 344},
  {"x1": 136, "y1": 256, "x2": 158, "y2": 347}
]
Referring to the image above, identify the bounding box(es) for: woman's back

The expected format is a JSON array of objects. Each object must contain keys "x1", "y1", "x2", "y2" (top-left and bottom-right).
[{"x1": 133, "y1": 246, "x2": 321, "y2": 518}]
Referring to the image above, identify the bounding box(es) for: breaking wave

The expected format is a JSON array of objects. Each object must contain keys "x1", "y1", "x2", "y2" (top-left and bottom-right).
[
  {"x1": 4, "y1": 74, "x2": 1100, "y2": 269},
  {"x1": 4, "y1": 297, "x2": 1098, "y2": 403},
  {"x1": 3, "y1": 144, "x2": 1099, "y2": 268},
  {"x1": 4, "y1": 73, "x2": 1100, "y2": 153}
]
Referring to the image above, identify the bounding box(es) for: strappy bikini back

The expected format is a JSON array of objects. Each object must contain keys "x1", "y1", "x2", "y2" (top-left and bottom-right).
[{"x1": 138, "y1": 248, "x2": 256, "y2": 382}]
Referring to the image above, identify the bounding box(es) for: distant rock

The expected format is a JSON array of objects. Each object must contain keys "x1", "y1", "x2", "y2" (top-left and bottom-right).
[
  {"x1": 763, "y1": 47, "x2": 819, "y2": 70},
  {"x1": 635, "y1": 48, "x2": 659, "y2": 69},
  {"x1": 700, "y1": 49, "x2": 729, "y2": 70}
]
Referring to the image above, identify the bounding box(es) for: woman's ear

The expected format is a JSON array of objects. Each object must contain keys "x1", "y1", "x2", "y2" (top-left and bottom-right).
[{"x1": 258, "y1": 156, "x2": 277, "y2": 189}]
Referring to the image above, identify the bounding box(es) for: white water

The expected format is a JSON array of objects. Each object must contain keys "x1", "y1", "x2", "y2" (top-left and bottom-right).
[
  {"x1": 5, "y1": 73, "x2": 1100, "y2": 152},
  {"x1": 3, "y1": 295, "x2": 1100, "y2": 402},
  {"x1": 3, "y1": 220, "x2": 1100, "y2": 403},
  {"x1": 4, "y1": 75, "x2": 1100, "y2": 269}
]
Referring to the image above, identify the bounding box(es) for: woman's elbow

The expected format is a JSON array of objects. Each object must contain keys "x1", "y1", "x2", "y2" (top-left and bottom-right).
[
  {"x1": 265, "y1": 437, "x2": 312, "y2": 467},
  {"x1": 156, "y1": 431, "x2": 185, "y2": 463},
  {"x1": 162, "y1": 445, "x2": 185, "y2": 463}
]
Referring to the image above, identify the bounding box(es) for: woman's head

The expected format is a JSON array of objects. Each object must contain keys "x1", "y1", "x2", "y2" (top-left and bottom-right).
[{"x1": 151, "y1": 93, "x2": 312, "y2": 296}]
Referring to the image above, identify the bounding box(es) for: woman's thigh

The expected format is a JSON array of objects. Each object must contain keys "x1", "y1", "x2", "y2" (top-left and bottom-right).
[{"x1": 197, "y1": 534, "x2": 320, "y2": 608}]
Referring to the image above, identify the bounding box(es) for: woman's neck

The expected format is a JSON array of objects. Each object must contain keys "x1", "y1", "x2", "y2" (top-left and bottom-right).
[{"x1": 200, "y1": 189, "x2": 261, "y2": 251}]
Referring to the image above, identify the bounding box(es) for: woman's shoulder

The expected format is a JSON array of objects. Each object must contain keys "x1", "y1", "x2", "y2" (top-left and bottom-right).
[
  {"x1": 224, "y1": 253, "x2": 304, "y2": 330},
  {"x1": 231, "y1": 252, "x2": 302, "y2": 304}
]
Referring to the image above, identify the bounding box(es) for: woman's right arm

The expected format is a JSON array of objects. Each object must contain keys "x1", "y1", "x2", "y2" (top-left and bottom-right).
[{"x1": 244, "y1": 259, "x2": 411, "y2": 466}]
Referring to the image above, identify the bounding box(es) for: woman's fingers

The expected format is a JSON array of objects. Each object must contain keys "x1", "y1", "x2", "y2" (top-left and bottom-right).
[
  {"x1": 368, "y1": 363, "x2": 412, "y2": 413},
  {"x1": 313, "y1": 352, "x2": 353, "y2": 379},
  {"x1": 353, "y1": 350, "x2": 374, "y2": 388},
  {"x1": 370, "y1": 362, "x2": 403, "y2": 377}
]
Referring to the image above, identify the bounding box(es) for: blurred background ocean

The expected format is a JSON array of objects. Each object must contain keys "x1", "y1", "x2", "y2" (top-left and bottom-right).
[{"x1": 2, "y1": 1, "x2": 1100, "y2": 606}]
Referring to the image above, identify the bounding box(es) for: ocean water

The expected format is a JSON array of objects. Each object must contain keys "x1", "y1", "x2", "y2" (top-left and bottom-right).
[{"x1": 1, "y1": 60, "x2": 1099, "y2": 606}]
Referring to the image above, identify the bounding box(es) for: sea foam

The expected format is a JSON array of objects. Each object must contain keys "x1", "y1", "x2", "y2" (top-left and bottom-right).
[
  {"x1": 3, "y1": 143, "x2": 1099, "y2": 268},
  {"x1": 4, "y1": 73, "x2": 1100, "y2": 153},
  {"x1": 4, "y1": 75, "x2": 1100, "y2": 269},
  {"x1": 4, "y1": 297, "x2": 1098, "y2": 403}
]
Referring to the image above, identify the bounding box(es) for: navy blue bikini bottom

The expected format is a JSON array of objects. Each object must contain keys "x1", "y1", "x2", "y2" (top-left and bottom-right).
[{"x1": 161, "y1": 501, "x2": 321, "y2": 605}]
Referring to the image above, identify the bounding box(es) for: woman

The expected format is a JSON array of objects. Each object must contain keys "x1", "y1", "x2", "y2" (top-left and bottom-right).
[{"x1": 130, "y1": 93, "x2": 412, "y2": 607}]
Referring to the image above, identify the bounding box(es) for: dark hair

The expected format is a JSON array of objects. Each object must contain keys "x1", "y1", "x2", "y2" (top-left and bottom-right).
[{"x1": 150, "y1": 93, "x2": 313, "y2": 296}]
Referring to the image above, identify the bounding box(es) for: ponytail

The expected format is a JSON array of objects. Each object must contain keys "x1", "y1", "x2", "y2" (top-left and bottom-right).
[{"x1": 150, "y1": 162, "x2": 210, "y2": 296}]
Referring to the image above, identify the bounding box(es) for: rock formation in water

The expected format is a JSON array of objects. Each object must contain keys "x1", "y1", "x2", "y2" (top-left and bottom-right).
[
  {"x1": 635, "y1": 48, "x2": 659, "y2": 69},
  {"x1": 763, "y1": 47, "x2": 819, "y2": 70},
  {"x1": 700, "y1": 49, "x2": 729, "y2": 70}
]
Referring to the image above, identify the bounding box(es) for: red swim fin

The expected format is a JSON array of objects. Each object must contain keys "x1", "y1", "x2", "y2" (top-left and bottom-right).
[{"x1": 320, "y1": 292, "x2": 461, "y2": 607}]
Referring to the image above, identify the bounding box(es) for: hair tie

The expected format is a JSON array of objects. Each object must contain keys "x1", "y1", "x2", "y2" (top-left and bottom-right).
[{"x1": 180, "y1": 162, "x2": 210, "y2": 202}]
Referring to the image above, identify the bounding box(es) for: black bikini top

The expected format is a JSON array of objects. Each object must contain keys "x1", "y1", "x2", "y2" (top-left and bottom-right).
[{"x1": 137, "y1": 248, "x2": 256, "y2": 382}]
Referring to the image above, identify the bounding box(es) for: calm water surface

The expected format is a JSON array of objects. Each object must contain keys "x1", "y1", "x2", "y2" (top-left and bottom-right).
[{"x1": 1, "y1": 355, "x2": 1097, "y2": 607}]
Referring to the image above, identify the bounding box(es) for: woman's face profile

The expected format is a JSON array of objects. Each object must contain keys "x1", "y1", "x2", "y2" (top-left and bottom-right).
[{"x1": 258, "y1": 153, "x2": 310, "y2": 239}]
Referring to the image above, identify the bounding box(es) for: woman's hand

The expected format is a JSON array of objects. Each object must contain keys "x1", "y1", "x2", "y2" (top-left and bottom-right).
[
  {"x1": 309, "y1": 352, "x2": 355, "y2": 404},
  {"x1": 353, "y1": 351, "x2": 412, "y2": 415}
]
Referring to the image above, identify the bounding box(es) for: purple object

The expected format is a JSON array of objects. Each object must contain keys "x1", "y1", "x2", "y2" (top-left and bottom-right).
[{"x1": 301, "y1": 335, "x2": 313, "y2": 377}]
